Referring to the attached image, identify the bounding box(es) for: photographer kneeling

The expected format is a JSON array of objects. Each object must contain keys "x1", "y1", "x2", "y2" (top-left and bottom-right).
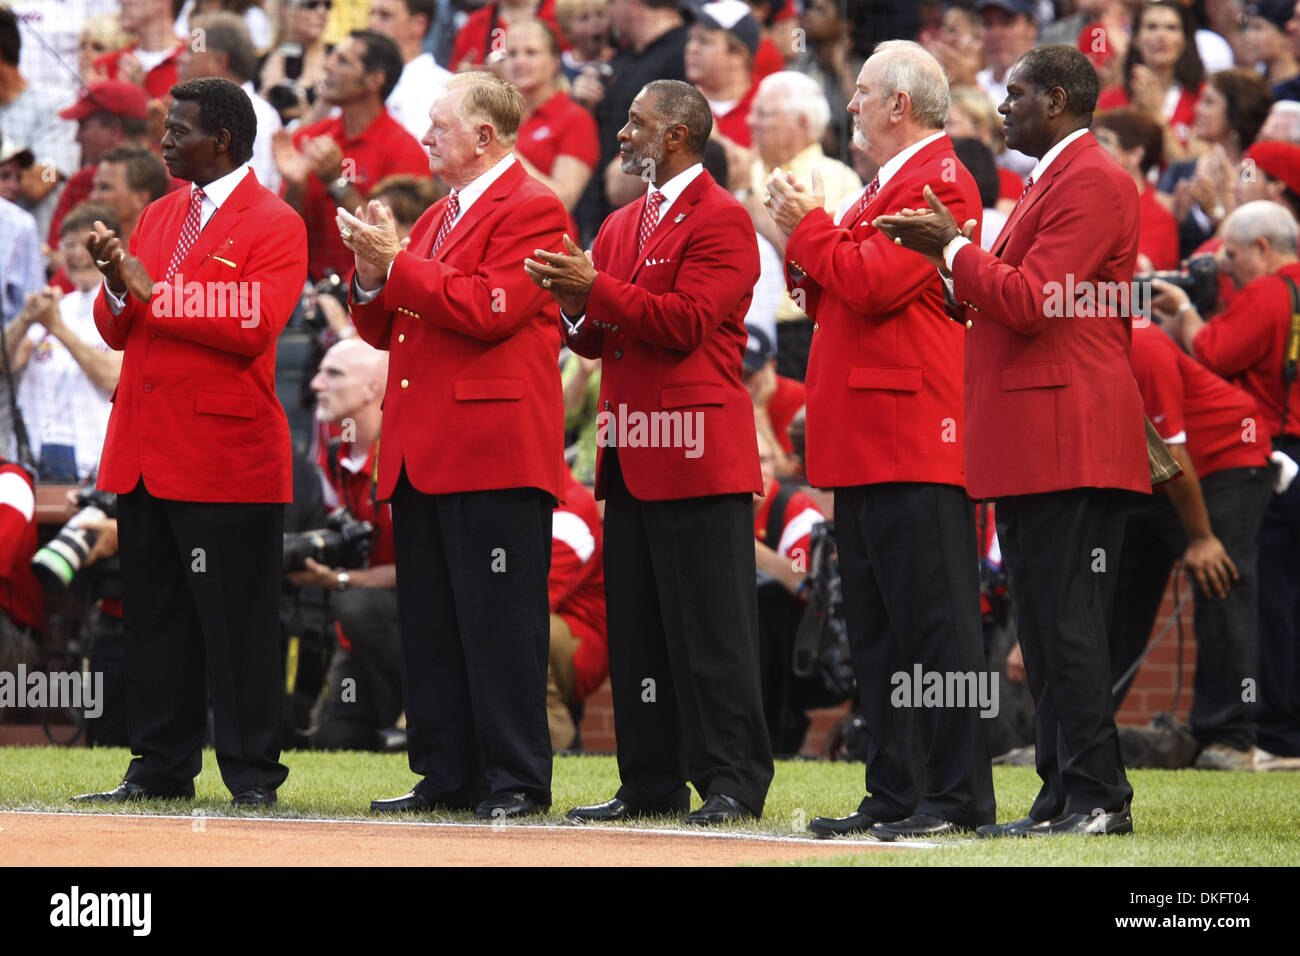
[{"x1": 288, "y1": 338, "x2": 400, "y2": 751}]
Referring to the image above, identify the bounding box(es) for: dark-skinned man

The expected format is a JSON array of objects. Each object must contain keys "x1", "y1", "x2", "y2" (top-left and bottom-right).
[
  {"x1": 762, "y1": 40, "x2": 995, "y2": 840},
  {"x1": 525, "y1": 79, "x2": 773, "y2": 826},
  {"x1": 73, "y1": 77, "x2": 308, "y2": 807},
  {"x1": 877, "y1": 46, "x2": 1150, "y2": 836}
]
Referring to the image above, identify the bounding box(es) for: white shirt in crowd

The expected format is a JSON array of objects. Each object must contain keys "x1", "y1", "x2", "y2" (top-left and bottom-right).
[
  {"x1": 15, "y1": 288, "x2": 114, "y2": 480},
  {"x1": 386, "y1": 53, "x2": 451, "y2": 142}
]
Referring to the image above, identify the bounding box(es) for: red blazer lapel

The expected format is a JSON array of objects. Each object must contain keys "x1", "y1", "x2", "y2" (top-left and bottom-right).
[
  {"x1": 434, "y1": 160, "x2": 526, "y2": 261},
  {"x1": 855, "y1": 134, "x2": 955, "y2": 229},
  {"x1": 179, "y1": 170, "x2": 262, "y2": 275},
  {"x1": 632, "y1": 169, "x2": 713, "y2": 278},
  {"x1": 993, "y1": 133, "x2": 1096, "y2": 256}
]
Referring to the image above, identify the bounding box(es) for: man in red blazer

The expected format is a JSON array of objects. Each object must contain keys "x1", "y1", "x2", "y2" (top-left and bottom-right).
[
  {"x1": 525, "y1": 79, "x2": 773, "y2": 825},
  {"x1": 339, "y1": 72, "x2": 568, "y2": 820},
  {"x1": 765, "y1": 40, "x2": 995, "y2": 840},
  {"x1": 75, "y1": 78, "x2": 307, "y2": 807},
  {"x1": 878, "y1": 45, "x2": 1150, "y2": 836}
]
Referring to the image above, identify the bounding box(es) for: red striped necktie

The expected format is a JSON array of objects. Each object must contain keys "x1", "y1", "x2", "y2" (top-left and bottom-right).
[
  {"x1": 848, "y1": 176, "x2": 881, "y2": 224},
  {"x1": 638, "y1": 190, "x2": 666, "y2": 252},
  {"x1": 165, "y1": 187, "x2": 206, "y2": 282},
  {"x1": 430, "y1": 191, "x2": 460, "y2": 257}
]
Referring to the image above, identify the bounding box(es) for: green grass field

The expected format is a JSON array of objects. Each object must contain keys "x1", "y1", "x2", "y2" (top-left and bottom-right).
[{"x1": 2, "y1": 746, "x2": 1295, "y2": 865}]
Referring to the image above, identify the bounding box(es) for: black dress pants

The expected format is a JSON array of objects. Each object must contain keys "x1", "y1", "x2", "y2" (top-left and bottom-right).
[
  {"x1": 310, "y1": 586, "x2": 403, "y2": 751},
  {"x1": 389, "y1": 469, "x2": 554, "y2": 806},
  {"x1": 1108, "y1": 465, "x2": 1271, "y2": 750},
  {"x1": 116, "y1": 481, "x2": 287, "y2": 794},
  {"x1": 996, "y1": 488, "x2": 1132, "y2": 817},
  {"x1": 834, "y1": 482, "x2": 995, "y2": 826},
  {"x1": 1258, "y1": 436, "x2": 1300, "y2": 756},
  {"x1": 602, "y1": 450, "x2": 774, "y2": 815}
]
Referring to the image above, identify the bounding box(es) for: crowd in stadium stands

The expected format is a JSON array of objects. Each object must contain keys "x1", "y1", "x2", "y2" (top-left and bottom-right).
[{"x1": 1, "y1": 0, "x2": 1299, "y2": 821}]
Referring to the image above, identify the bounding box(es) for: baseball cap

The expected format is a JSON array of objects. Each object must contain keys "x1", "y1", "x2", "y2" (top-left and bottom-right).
[
  {"x1": 975, "y1": 0, "x2": 1038, "y2": 19},
  {"x1": 58, "y1": 81, "x2": 151, "y2": 122},
  {"x1": 1243, "y1": 141, "x2": 1300, "y2": 197},
  {"x1": 1242, "y1": 0, "x2": 1294, "y2": 32},
  {"x1": 0, "y1": 135, "x2": 34, "y2": 168},
  {"x1": 683, "y1": 0, "x2": 762, "y2": 55},
  {"x1": 743, "y1": 323, "x2": 775, "y2": 373}
]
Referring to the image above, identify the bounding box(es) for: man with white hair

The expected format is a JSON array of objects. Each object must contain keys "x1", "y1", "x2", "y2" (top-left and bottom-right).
[
  {"x1": 742, "y1": 70, "x2": 862, "y2": 380},
  {"x1": 1257, "y1": 100, "x2": 1300, "y2": 145},
  {"x1": 341, "y1": 72, "x2": 569, "y2": 818},
  {"x1": 765, "y1": 40, "x2": 995, "y2": 839},
  {"x1": 1159, "y1": 199, "x2": 1300, "y2": 769}
]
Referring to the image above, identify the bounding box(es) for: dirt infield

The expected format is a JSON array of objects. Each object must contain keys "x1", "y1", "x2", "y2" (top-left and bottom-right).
[{"x1": 0, "y1": 812, "x2": 919, "y2": 866}]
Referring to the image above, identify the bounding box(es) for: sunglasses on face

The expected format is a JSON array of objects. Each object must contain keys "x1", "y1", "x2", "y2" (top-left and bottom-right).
[{"x1": 296, "y1": 1, "x2": 333, "y2": 10}]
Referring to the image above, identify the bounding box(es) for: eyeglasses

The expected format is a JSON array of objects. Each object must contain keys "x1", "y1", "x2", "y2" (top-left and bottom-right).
[{"x1": 295, "y1": 1, "x2": 333, "y2": 10}]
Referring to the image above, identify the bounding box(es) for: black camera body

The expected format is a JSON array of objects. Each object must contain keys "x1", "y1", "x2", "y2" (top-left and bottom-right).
[
  {"x1": 303, "y1": 270, "x2": 351, "y2": 333},
  {"x1": 283, "y1": 507, "x2": 374, "y2": 573},
  {"x1": 1134, "y1": 253, "x2": 1220, "y2": 319}
]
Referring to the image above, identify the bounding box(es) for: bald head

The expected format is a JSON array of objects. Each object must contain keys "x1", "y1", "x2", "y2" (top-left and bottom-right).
[{"x1": 312, "y1": 337, "x2": 390, "y2": 424}]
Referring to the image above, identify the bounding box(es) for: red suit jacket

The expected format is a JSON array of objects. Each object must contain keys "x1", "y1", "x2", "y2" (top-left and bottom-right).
[
  {"x1": 785, "y1": 134, "x2": 980, "y2": 490},
  {"x1": 566, "y1": 168, "x2": 762, "y2": 501},
  {"x1": 93, "y1": 169, "x2": 307, "y2": 502},
  {"x1": 950, "y1": 132, "x2": 1150, "y2": 499},
  {"x1": 350, "y1": 159, "x2": 568, "y2": 502}
]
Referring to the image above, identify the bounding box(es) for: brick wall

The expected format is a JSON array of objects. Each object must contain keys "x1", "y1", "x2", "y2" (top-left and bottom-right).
[{"x1": 576, "y1": 572, "x2": 1198, "y2": 754}]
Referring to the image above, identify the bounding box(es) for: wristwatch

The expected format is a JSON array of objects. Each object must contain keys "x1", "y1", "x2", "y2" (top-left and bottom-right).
[
  {"x1": 327, "y1": 176, "x2": 352, "y2": 202},
  {"x1": 335, "y1": 570, "x2": 351, "y2": 592}
]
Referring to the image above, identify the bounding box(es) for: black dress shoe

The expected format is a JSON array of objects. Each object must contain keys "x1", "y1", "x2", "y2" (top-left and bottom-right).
[
  {"x1": 870, "y1": 812, "x2": 978, "y2": 841},
  {"x1": 71, "y1": 781, "x2": 194, "y2": 803},
  {"x1": 1029, "y1": 806, "x2": 1133, "y2": 836},
  {"x1": 371, "y1": 790, "x2": 452, "y2": 813},
  {"x1": 474, "y1": 792, "x2": 546, "y2": 820},
  {"x1": 685, "y1": 794, "x2": 757, "y2": 826},
  {"x1": 975, "y1": 816, "x2": 1041, "y2": 839},
  {"x1": 808, "y1": 810, "x2": 878, "y2": 838},
  {"x1": 231, "y1": 787, "x2": 277, "y2": 808},
  {"x1": 565, "y1": 795, "x2": 689, "y2": 823}
]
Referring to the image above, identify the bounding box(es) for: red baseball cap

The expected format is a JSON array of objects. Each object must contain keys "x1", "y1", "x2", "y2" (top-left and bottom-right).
[
  {"x1": 1243, "y1": 141, "x2": 1300, "y2": 197},
  {"x1": 59, "y1": 81, "x2": 150, "y2": 122}
]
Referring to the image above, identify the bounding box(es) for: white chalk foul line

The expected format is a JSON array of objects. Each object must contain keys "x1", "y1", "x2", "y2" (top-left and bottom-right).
[{"x1": 0, "y1": 809, "x2": 937, "y2": 849}]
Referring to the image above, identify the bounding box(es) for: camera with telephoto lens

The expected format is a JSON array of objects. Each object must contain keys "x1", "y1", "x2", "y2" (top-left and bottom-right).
[
  {"x1": 31, "y1": 487, "x2": 119, "y2": 590},
  {"x1": 1134, "y1": 254, "x2": 1220, "y2": 319},
  {"x1": 303, "y1": 270, "x2": 350, "y2": 333},
  {"x1": 283, "y1": 507, "x2": 374, "y2": 573}
]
